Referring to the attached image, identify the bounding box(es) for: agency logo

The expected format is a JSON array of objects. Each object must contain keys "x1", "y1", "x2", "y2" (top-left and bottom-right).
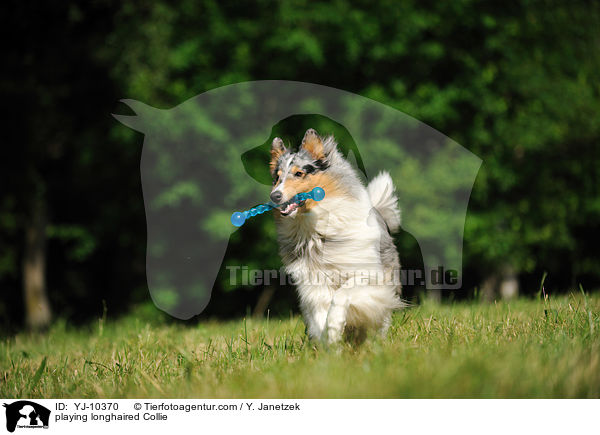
[{"x1": 3, "y1": 401, "x2": 50, "y2": 433}]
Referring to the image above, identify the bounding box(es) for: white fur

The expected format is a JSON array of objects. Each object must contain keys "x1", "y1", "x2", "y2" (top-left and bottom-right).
[
  {"x1": 276, "y1": 168, "x2": 403, "y2": 345},
  {"x1": 367, "y1": 171, "x2": 401, "y2": 233}
]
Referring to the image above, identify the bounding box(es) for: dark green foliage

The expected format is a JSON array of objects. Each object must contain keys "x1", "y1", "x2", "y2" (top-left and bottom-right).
[{"x1": 1, "y1": 0, "x2": 599, "y2": 328}]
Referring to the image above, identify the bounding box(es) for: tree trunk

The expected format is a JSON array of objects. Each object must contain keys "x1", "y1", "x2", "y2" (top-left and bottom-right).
[
  {"x1": 480, "y1": 265, "x2": 519, "y2": 302},
  {"x1": 252, "y1": 286, "x2": 275, "y2": 318},
  {"x1": 23, "y1": 195, "x2": 51, "y2": 329},
  {"x1": 499, "y1": 265, "x2": 519, "y2": 300},
  {"x1": 427, "y1": 288, "x2": 442, "y2": 303},
  {"x1": 480, "y1": 274, "x2": 498, "y2": 302}
]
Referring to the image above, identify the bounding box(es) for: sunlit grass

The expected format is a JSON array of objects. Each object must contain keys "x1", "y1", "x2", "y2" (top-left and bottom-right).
[{"x1": 1, "y1": 293, "x2": 599, "y2": 398}]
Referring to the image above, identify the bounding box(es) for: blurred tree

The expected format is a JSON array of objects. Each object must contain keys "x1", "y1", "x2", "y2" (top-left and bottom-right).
[
  {"x1": 22, "y1": 191, "x2": 51, "y2": 329},
  {"x1": 1, "y1": 0, "x2": 146, "y2": 329}
]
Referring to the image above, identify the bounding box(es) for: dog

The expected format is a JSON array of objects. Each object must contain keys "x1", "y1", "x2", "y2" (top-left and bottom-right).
[{"x1": 270, "y1": 128, "x2": 404, "y2": 344}]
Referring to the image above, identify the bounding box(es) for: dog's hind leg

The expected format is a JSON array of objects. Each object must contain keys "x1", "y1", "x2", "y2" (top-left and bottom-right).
[
  {"x1": 378, "y1": 314, "x2": 392, "y2": 338},
  {"x1": 344, "y1": 325, "x2": 367, "y2": 345},
  {"x1": 323, "y1": 291, "x2": 350, "y2": 344}
]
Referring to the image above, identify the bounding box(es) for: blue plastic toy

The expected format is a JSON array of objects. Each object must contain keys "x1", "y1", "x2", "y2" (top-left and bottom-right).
[{"x1": 231, "y1": 186, "x2": 325, "y2": 227}]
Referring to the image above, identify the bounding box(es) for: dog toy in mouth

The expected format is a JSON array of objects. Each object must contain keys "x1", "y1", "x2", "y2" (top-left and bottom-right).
[{"x1": 230, "y1": 187, "x2": 325, "y2": 227}]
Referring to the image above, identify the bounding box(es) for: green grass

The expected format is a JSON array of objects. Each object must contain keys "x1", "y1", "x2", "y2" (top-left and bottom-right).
[{"x1": 1, "y1": 293, "x2": 599, "y2": 398}]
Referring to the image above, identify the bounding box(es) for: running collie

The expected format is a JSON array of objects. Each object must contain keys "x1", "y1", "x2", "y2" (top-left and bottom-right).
[{"x1": 270, "y1": 128, "x2": 404, "y2": 344}]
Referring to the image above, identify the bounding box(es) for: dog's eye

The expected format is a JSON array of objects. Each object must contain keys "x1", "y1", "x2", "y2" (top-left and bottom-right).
[
  {"x1": 272, "y1": 176, "x2": 279, "y2": 185},
  {"x1": 295, "y1": 171, "x2": 304, "y2": 177}
]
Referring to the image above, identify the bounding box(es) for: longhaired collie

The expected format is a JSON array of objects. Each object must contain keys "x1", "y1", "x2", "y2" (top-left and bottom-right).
[{"x1": 270, "y1": 128, "x2": 403, "y2": 344}]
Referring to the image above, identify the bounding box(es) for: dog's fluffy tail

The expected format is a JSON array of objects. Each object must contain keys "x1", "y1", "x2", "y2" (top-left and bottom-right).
[{"x1": 367, "y1": 171, "x2": 401, "y2": 233}]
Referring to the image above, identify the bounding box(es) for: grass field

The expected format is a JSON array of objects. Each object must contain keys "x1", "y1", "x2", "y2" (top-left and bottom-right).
[{"x1": 1, "y1": 293, "x2": 599, "y2": 398}]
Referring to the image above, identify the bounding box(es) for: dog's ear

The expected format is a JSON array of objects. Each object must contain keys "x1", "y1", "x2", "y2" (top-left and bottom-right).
[
  {"x1": 300, "y1": 128, "x2": 326, "y2": 160},
  {"x1": 270, "y1": 137, "x2": 286, "y2": 173}
]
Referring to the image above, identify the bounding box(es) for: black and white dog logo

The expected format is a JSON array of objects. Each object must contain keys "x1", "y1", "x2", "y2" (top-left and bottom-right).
[{"x1": 3, "y1": 401, "x2": 50, "y2": 432}]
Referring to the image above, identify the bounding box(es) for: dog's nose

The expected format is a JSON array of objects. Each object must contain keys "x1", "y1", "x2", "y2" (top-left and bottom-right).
[{"x1": 270, "y1": 191, "x2": 283, "y2": 203}]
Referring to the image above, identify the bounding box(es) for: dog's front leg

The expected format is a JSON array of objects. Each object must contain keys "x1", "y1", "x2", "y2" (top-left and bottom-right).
[
  {"x1": 298, "y1": 286, "x2": 331, "y2": 341},
  {"x1": 323, "y1": 291, "x2": 350, "y2": 345},
  {"x1": 303, "y1": 304, "x2": 329, "y2": 340}
]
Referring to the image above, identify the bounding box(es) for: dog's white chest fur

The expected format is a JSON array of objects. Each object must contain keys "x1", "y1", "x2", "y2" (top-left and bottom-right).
[
  {"x1": 276, "y1": 193, "x2": 401, "y2": 343},
  {"x1": 270, "y1": 130, "x2": 402, "y2": 344}
]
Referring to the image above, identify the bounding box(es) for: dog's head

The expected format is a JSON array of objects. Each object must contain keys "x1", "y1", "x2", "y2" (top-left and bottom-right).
[{"x1": 269, "y1": 128, "x2": 338, "y2": 218}]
